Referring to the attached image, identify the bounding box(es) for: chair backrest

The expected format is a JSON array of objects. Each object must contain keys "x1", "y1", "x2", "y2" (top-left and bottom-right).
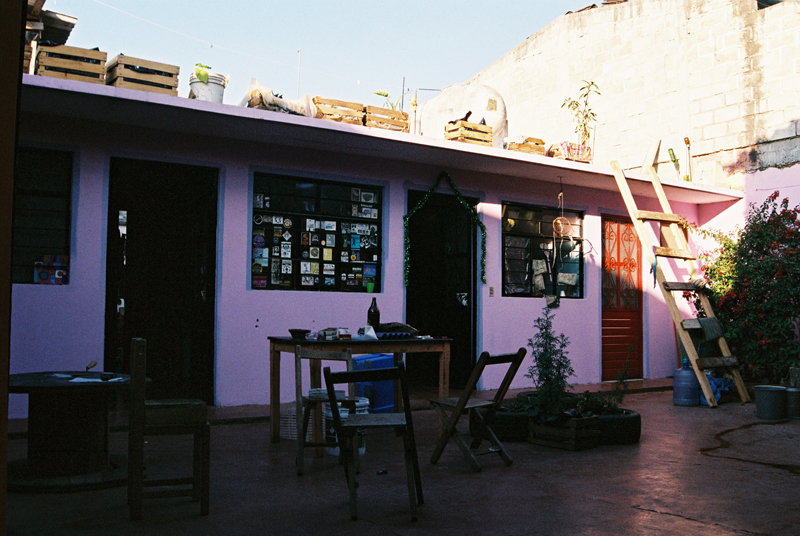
[
  {"x1": 129, "y1": 338, "x2": 148, "y2": 433},
  {"x1": 458, "y1": 348, "x2": 527, "y2": 412},
  {"x1": 295, "y1": 345, "x2": 353, "y2": 397},
  {"x1": 323, "y1": 363, "x2": 413, "y2": 429}
]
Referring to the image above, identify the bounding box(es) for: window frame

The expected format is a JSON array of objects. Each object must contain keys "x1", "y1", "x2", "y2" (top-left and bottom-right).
[
  {"x1": 12, "y1": 145, "x2": 74, "y2": 285},
  {"x1": 501, "y1": 201, "x2": 584, "y2": 299},
  {"x1": 251, "y1": 172, "x2": 382, "y2": 292}
]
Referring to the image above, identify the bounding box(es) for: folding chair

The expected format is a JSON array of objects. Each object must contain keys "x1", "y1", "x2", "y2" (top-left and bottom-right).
[
  {"x1": 295, "y1": 345, "x2": 355, "y2": 475},
  {"x1": 128, "y1": 338, "x2": 210, "y2": 520},
  {"x1": 429, "y1": 348, "x2": 526, "y2": 472},
  {"x1": 324, "y1": 363, "x2": 423, "y2": 521}
]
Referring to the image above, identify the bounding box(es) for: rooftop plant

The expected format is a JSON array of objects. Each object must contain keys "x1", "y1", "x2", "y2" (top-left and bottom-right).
[{"x1": 562, "y1": 80, "x2": 600, "y2": 146}]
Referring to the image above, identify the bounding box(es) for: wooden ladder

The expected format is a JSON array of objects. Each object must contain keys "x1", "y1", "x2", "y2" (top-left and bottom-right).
[{"x1": 609, "y1": 161, "x2": 750, "y2": 407}]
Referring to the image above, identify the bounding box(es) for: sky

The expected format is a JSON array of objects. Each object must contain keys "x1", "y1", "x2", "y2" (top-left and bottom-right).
[{"x1": 48, "y1": 0, "x2": 592, "y2": 109}]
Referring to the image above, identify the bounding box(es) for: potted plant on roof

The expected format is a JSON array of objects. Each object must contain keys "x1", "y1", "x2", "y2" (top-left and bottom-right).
[
  {"x1": 188, "y1": 63, "x2": 229, "y2": 103},
  {"x1": 561, "y1": 80, "x2": 600, "y2": 163},
  {"x1": 524, "y1": 305, "x2": 599, "y2": 450}
]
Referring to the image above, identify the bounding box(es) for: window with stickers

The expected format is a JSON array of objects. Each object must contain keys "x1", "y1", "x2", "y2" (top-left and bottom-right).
[
  {"x1": 251, "y1": 173, "x2": 382, "y2": 292},
  {"x1": 502, "y1": 202, "x2": 584, "y2": 299}
]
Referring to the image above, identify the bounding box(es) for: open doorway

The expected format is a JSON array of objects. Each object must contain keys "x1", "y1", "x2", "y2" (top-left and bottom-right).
[
  {"x1": 105, "y1": 158, "x2": 218, "y2": 403},
  {"x1": 405, "y1": 190, "x2": 477, "y2": 390}
]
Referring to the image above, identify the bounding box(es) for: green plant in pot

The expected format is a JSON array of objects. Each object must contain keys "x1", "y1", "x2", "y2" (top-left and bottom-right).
[
  {"x1": 561, "y1": 80, "x2": 600, "y2": 163},
  {"x1": 525, "y1": 304, "x2": 575, "y2": 417},
  {"x1": 576, "y1": 356, "x2": 641, "y2": 445}
]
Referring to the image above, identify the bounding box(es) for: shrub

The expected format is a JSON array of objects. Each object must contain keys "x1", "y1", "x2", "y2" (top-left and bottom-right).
[
  {"x1": 685, "y1": 192, "x2": 800, "y2": 382},
  {"x1": 525, "y1": 305, "x2": 574, "y2": 414}
]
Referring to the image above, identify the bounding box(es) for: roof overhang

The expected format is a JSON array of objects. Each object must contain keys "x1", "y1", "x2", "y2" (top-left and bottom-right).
[{"x1": 19, "y1": 75, "x2": 743, "y2": 206}]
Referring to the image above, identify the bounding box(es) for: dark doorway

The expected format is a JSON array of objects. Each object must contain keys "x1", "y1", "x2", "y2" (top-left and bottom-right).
[
  {"x1": 601, "y1": 215, "x2": 644, "y2": 381},
  {"x1": 405, "y1": 190, "x2": 477, "y2": 390},
  {"x1": 105, "y1": 158, "x2": 218, "y2": 403}
]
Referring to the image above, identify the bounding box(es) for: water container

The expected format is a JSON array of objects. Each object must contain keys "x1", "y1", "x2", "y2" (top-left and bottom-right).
[
  {"x1": 754, "y1": 385, "x2": 787, "y2": 420},
  {"x1": 673, "y1": 359, "x2": 701, "y2": 406},
  {"x1": 324, "y1": 397, "x2": 369, "y2": 456}
]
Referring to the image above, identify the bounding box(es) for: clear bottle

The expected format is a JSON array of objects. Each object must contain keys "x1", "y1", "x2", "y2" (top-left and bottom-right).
[{"x1": 367, "y1": 297, "x2": 380, "y2": 328}]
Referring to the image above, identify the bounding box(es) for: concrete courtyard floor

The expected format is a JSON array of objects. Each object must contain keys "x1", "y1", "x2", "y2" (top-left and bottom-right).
[{"x1": 7, "y1": 387, "x2": 800, "y2": 536}]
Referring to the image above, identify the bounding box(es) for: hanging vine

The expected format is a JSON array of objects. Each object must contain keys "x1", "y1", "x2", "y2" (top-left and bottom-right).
[{"x1": 403, "y1": 171, "x2": 487, "y2": 286}]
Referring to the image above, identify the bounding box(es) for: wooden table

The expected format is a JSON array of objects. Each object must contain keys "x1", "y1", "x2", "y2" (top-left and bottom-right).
[
  {"x1": 9, "y1": 371, "x2": 131, "y2": 491},
  {"x1": 268, "y1": 336, "x2": 451, "y2": 443}
]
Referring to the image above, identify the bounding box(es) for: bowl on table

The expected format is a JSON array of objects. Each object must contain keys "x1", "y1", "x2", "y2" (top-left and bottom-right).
[{"x1": 289, "y1": 329, "x2": 311, "y2": 339}]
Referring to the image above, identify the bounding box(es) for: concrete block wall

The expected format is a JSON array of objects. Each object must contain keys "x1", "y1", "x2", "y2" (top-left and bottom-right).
[{"x1": 467, "y1": 0, "x2": 800, "y2": 186}]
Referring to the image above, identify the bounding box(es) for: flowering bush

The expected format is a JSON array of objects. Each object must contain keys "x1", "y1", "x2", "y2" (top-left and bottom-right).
[{"x1": 685, "y1": 192, "x2": 800, "y2": 383}]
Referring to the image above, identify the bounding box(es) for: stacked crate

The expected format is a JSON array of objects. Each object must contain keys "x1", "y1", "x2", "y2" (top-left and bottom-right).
[
  {"x1": 106, "y1": 54, "x2": 179, "y2": 96},
  {"x1": 444, "y1": 120, "x2": 493, "y2": 147},
  {"x1": 36, "y1": 45, "x2": 106, "y2": 84},
  {"x1": 364, "y1": 106, "x2": 409, "y2": 132},
  {"x1": 507, "y1": 137, "x2": 546, "y2": 155},
  {"x1": 313, "y1": 97, "x2": 365, "y2": 126}
]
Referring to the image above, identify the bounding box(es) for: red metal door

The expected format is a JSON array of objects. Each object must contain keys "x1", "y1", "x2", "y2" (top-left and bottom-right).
[{"x1": 601, "y1": 216, "x2": 643, "y2": 381}]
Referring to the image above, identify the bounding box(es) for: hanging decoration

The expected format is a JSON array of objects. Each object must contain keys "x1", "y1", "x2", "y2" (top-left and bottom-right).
[{"x1": 403, "y1": 171, "x2": 487, "y2": 286}]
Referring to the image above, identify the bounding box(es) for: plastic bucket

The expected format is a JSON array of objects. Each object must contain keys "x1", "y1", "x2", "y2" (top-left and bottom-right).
[
  {"x1": 188, "y1": 72, "x2": 227, "y2": 103},
  {"x1": 753, "y1": 385, "x2": 787, "y2": 420},
  {"x1": 786, "y1": 388, "x2": 800, "y2": 419},
  {"x1": 324, "y1": 397, "x2": 369, "y2": 456}
]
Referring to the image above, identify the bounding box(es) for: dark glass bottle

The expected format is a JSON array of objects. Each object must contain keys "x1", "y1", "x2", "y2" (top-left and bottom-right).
[{"x1": 367, "y1": 298, "x2": 380, "y2": 328}]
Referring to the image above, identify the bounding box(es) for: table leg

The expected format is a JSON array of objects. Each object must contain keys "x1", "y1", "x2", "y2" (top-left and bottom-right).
[
  {"x1": 440, "y1": 345, "x2": 450, "y2": 399},
  {"x1": 270, "y1": 343, "x2": 281, "y2": 443},
  {"x1": 309, "y1": 360, "x2": 324, "y2": 457},
  {"x1": 393, "y1": 352, "x2": 403, "y2": 412}
]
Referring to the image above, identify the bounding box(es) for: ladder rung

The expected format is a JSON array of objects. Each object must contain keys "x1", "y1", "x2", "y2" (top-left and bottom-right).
[
  {"x1": 635, "y1": 210, "x2": 683, "y2": 224},
  {"x1": 697, "y1": 356, "x2": 739, "y2": 368},
  {"x1": 681, "y1": 318, "x2": 703, "y2": 330},
  {"x1": 654, "y1": 247, "x2": 695, "y2": 260},
  {"x1": 664, "y1": 281, "x2": 701, "y2": 291}
]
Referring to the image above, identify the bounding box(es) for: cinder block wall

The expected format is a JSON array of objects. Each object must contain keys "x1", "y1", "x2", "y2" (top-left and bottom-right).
[{"x1": 468, "y1": 0, "x2": 800, "y2": 186}]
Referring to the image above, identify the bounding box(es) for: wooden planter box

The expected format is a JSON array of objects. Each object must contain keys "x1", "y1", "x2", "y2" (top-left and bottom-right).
[
  {"x1": 444, "y1": 120, "x2": 493, "y2": 147},
  {"x1": 313, "y1": 97, "x2": 365, "y2": 125},
  {"x1": 528, "y1": 415, "x2": 600, "y2": 451},
  {"x1": 106, "y1": 54, "x2": 179, "y2": 96},
  {"x1": 508, "y1": 137, "x2": 545, "y2": 155},
  {"x1": 36, "y1": 45, "x2": 107, "y2": 84},
  {"x1": 364, "y1": 106, "x2": 409, "y2": 132}
]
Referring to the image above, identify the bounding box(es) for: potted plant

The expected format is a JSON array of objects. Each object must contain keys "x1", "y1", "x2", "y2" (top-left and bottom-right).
[
  {"x1": 524, "y1": 305, "x2": 599, "y2": 450},
  {"x1": 576, "y1": 358, "x2": 641, "y2": 445},
  {"x1": 188, "y1": 63, "x2": 229, "y2": 103},
  {"x1": 561, "y1": 80, "x2": 600, "y2": 163}
]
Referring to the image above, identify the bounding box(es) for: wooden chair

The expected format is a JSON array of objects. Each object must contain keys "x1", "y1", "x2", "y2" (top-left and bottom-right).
[
  {"x1": 429, "y1": 348, "x2": 526, "y2": 472},
  {"x1": 128, "y1": 338, "x2": 210, "y2": 520},
  {"x1": 324, "y1": 363, "x2": 423, "y2": 521},
  {"x1": 295, "y1": 345, "x2": 355, "y2": 475}
]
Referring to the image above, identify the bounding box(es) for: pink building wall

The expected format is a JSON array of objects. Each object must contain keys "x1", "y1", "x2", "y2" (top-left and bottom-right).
[{"x1": 10, "y1": 79, "x2": 768, "y2": 418}]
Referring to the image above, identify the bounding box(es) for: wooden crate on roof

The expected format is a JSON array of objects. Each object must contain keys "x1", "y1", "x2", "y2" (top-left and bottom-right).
[
  {"x1": 313, "y1": 97, "x2": 365, "y2": 125},
  {"x1": 105, "y1": 54, "x2": 179, "y2": 96},
  {"x1": 364, "y1": 106, "x2": 409, "y2": 132},
  {"x1": 444, "y1": 120, "x2": 493, "y2": 147},
  {"x1": 507, "y1": 137, "x2": 546, "y2": 155},
  {"x1": 36, "y1": 45, "x2": 106, "y2": 84}
]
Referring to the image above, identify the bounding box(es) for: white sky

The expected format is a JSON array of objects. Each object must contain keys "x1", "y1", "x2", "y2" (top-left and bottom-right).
[{"x1": 48, "y1": 0, "x2": 592, "y2": 108}]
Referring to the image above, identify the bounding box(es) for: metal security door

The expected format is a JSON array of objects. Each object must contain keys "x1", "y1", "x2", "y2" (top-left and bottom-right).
[{"x1": 601, "y1": 215, "x2": 643, "y2": 380}]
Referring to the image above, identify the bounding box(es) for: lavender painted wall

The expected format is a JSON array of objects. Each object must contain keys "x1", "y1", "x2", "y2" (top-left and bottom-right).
[{"x1": 10, "y1": 86, "x2": 765, "y2": 419}]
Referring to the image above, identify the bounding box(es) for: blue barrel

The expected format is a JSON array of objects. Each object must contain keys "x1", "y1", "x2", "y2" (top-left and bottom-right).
[{"x1": 673, "y1": 359, "x2": 701, "y2": 406}]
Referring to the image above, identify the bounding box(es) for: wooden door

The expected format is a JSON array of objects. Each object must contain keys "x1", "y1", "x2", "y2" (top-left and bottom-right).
[
  {"x1": 405, "y1": 191, "x2": 477, "y2": 390},
  {"x1": 105, "y1": 158, "x2": 218, "y2": 403},
  {"x1": 601, "y1": 215, "x2": 643, "y2": 381}
]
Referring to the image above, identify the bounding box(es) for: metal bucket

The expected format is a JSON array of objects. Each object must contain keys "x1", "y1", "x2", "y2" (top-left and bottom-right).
[
  {"x1": 753, "y1": 385, "x2": 787, "y2": 420},
  {"x1": 673, "y1": 361, "x2": 701, "y2": 406}
]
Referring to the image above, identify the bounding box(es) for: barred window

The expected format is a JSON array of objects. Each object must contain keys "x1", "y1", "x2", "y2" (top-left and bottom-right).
[
  {"x1": 12, "y1": 147, "x2": 73, "y2": 284},
  {"x1": 502, "y1": 202, "x2": 583, "y2": 298}
]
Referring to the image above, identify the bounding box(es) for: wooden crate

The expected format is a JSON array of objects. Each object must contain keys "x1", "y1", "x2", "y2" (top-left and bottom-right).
[
  {"x1": 528, "y1": 415, "x2": 600, "y2": 451},
  {"x1": 313, "y1": 97, "x2": 364, "y2": 125},
  {"x1": 106, "y1": 54, "x2": 179, "y2": 96},
  {"x1": 508, "y1": 137, "x2": 545, "y2": 155},
  {"x1": 364, "y1": 106, "x2": 409, "y2": 132},
  {"x1": 36, "y1": 45, "x2": 106, "y2": 84},
  {"x1": 444, "y1": 120, "x2": 493, "y2": 147}
]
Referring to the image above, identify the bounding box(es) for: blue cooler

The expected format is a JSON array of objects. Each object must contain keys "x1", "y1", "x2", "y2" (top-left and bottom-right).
[{"x1": 352, "y1": 354, "x2": 394, "y2": 413}]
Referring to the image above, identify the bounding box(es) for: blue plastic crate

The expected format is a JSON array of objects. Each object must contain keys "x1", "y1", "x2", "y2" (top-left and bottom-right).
[{"x1": 352, "y1": 353, "x2": 394, "y2": 413}]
